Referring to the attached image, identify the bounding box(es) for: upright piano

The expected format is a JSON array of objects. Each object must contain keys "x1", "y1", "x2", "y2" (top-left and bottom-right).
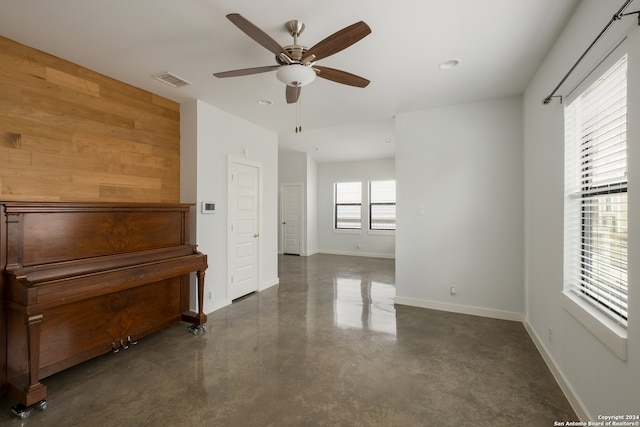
[{"x1": 0, "y1": 202, "x2": 207, "y2": 415}]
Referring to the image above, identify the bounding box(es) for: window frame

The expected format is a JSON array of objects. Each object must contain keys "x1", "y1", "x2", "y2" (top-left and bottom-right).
[
  {"x1": 563, "y1": 43, "x2": 628, "y2": 360},
  {"x1": 334, "y1": 181, "x2": 362, "y2": 232}
]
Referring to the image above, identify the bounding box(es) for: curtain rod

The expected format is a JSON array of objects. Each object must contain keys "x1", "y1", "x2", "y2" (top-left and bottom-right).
[{"x1": 542, "y1": 0, "x2": 639, "y2": 105}]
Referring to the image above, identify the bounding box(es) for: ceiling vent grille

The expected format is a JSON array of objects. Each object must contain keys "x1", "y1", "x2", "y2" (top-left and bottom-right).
[{"x1": 153, "y1": 72, "x2": 191, "y2": 88}]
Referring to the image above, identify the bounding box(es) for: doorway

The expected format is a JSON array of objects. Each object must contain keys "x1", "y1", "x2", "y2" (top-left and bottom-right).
[{"x1": 281, "y1": 183, "x2": 303, "y2": 255}]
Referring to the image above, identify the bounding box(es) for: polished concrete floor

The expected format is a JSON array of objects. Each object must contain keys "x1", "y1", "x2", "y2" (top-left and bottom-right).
[{"x1": 0, "y1": 254, "x2": 576, "y2": 426}]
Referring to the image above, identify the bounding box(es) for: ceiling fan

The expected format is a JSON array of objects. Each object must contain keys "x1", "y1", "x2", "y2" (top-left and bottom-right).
[{"x1": 214, "y1": 13, "x2": 371, "y2": 104}]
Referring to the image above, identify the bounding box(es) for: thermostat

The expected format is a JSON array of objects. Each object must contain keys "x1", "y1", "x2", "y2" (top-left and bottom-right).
[{"x1": 201, "y1": 202, "x2": 216, "y2": 214}]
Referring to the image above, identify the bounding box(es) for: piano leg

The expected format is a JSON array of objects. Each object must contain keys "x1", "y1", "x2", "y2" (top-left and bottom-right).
[
  {"x1": 181, "y1": 269, "x2": 208, "y2": 333},
  {"x1": 6, "y1": 312, "x2": 48, "y2": 418},
  {"x1": 190, "y1": 269, "x2": 207, "y2": 333},
  {"x1": 26, "y1": 314, "x2": 44, "y2": 395},
  {"x1": 196, "y1": 269, "x2": 206, "y2": 323}
]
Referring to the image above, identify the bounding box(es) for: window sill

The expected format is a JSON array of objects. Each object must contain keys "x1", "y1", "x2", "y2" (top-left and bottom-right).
[
  {"x1": 367, "y1": 229, "x2": 395, "y2": 236},
  {"x1": 333, "y1": 229, "x2": 361, "y2": 235},
  {"x1": 561, "y1": 290, "x2": 627, "y2": 360}
]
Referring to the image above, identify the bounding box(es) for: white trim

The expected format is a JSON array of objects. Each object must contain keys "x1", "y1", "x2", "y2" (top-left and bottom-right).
[
  {"x1": 523, "y1": 321, "x2": 589, "y2": 421},
  {"x1": 260, "y1": 277, "x2": 279, "y2": 291},
  {"x1": 205, "y1": 298, "x2": 232, "y2": 315},
  {"x1": 206, "y1": 278, "x2": 278, "y2": 314},
  {"x1": 566, "y1": 38, "x2": 627, "y2": 104},
  {"x1": 319, "y1": 249, "x2": 395, "y2": 259},
  {"x1": 367, "y1": 229, "x2": 395, "y2": 236},
  {"x1": 561, "y1": 291, "x2": 628, "y2": 360},
  {"x1": 332, "y1": 228, "x2": 362, "y2": 235},
  {"x1": 562, "y1": 41, "x2": 629, "y2": 361},
  {"x1": 394, "y1": 296, "x2": 522, "y2": 322}
]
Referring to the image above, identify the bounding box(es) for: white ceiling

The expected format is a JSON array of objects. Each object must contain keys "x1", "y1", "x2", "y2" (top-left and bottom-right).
[{"x1": 0, "y1": 0, "x2": 579, "y2": 162}]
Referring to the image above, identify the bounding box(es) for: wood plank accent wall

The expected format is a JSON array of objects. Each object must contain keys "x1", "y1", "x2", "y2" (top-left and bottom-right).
[{"x1": 0, "y1": 36, "x2": 181, "y2": 203}]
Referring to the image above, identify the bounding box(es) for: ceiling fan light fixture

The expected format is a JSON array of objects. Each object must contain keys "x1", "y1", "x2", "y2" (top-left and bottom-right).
[{"x1": 276, "y1": 65, "x2": 316, "y2": 87}]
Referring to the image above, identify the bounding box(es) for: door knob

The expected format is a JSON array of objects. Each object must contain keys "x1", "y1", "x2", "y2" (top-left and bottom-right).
[{"x1": 253, "y1": 233, "x2": 259, "y2": 238}]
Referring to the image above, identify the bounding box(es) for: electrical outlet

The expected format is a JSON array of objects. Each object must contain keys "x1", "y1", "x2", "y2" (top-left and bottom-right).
[
  {"x1": 450, "y1": 286, "x2": 456, "y2": 295},
  {"x1": 548, "y1": 327, "x2": 554, "y2": 343},
  {"x1": 208, "y1": 291, "x2": 212, "y2": 300}
]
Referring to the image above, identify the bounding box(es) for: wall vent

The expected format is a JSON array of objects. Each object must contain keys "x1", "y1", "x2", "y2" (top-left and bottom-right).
[{"x1": 153, "y1": 72, "x2": 191, "y2": 88}]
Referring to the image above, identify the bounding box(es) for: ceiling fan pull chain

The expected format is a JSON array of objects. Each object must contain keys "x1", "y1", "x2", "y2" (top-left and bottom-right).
[
  {"x1": 299, "y1": 98, "x2": 303, "y2": 133},
  {"x1": 295, "y1": 96, "x2": 302, "y2": 133}
]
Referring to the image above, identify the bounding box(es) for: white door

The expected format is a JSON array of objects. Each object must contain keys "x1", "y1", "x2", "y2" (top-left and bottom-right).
[
  {"x1": 228, "y1": 160, "x2": 260, "y2": 300},
  {"x1": 281, "y1": 183, "x2": 302, "y2": 255}
]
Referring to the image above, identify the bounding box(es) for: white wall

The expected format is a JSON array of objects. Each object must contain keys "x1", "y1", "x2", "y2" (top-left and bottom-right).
[
  {"x1": 317, "y1": 158, "x2": 395, "y2": 258},
  {"x1": 181, "y1": 99, "x2": 279, "y2": 313},
  {"x1": 306, "y1": 155, "x2": 318, "y2": 254},
  {"x1": 523, "y1": 0, "x2": 639, "y2": 419},
  {"x1": 395, "y1": 96, "x2": 524, "y2": 321},
  {"x1": 278, "y1": 151, "x2": 308, "y2": 183}
]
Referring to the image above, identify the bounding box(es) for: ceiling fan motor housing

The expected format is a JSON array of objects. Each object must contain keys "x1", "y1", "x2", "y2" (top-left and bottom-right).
[{"x1": 276, "y1": 44, "x2": 309, "y2": 64}]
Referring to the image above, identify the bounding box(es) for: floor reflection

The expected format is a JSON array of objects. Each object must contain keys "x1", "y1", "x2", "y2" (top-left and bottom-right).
[
  {"x1": 334, "y1": 277, "x2": 396, "y2": 335},
  {"x1": 0, "y1": 254, "x2": 576, "y2": 426}
]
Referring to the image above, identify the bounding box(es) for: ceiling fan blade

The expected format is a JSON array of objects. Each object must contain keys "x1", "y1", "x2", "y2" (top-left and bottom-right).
[
  {"x1": 286, "y1": 85, "x2": 301, "y2": 104},
  {"x1": 314, "y1": 66, "x2": 370, "y2": 88},
  {"x1": 305, "y1": 21, "x2": 371, "y2": 62},
  {"x1": 214, "y1": 65, "x2": 280, "y2": 78},
  {"x1": 227, "y1": 13, "x2": 288, "y2": 56}
]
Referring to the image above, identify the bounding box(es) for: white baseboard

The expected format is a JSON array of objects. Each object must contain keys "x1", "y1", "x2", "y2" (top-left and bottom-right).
[
  {"x1": 394, "y1": 296, "x2": 523, "y2": 322},
  {"x1": 260, "y1": 277, "x2": 279, "y2": 291},
  {"x1": 282, "y1": 249, "x2": 393, "y2": 258},
  {"x1": 523, "y1": 320, "x2": 589, "y2": 421},
  {"x1": 204, "y1": 278, "x2": 278, "y2": 314},
  {"x1": 318, "y1": 249, "x2": 395, "y2": 259},
  {"x1": 205, "y1": 298, "x2": 231, "y2": 315}
]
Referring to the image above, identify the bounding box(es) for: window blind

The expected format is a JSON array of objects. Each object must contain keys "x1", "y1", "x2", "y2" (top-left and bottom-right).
[
  {"x1": 564, "y1": 53, "x2": 628, "y2": 326},
  {"x1": 369, "y1": 180, "x2": 396, "y2": 230},
  {"x1": 335, "y1": 182, "x2": 362, "y2": 229}
]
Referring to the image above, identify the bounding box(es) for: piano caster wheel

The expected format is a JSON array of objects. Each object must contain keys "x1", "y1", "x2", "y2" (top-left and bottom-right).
[
  {"x1": 188, "y1": 324, "x2": 206, "y2": 335},
  {"x1": 10, "y1": 399, "x2": 47, "y2": 419}
]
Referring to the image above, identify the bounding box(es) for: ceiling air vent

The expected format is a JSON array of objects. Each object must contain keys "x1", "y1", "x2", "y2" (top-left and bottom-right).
[{"x1": 153, "y1": 72, "x2": 191, "y2": 88}]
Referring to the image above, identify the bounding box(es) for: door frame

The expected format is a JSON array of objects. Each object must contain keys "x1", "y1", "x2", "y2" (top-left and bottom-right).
[
  {"x1": 280, "y1": 182, "x2": 305, "y2": 255},
  {"x1": 227, "y1": 156, "x2": 263, "y2": 300}
]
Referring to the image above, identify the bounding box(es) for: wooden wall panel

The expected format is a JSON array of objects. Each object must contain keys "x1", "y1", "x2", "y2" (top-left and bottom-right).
[{"x1": 0, "y1": 36, "x2": 180, "y2": 203}]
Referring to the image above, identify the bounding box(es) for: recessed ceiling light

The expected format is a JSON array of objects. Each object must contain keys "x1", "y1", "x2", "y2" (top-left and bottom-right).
[
  {"x1": 257, "y1": 99, "x2": 273, "y2": 105},
  {"x1": 385, "y1": 138, "x2": 392, "y2": 143},
  {"x1": 439, "y1": 59, "x2": 460, "y2": 70}
]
